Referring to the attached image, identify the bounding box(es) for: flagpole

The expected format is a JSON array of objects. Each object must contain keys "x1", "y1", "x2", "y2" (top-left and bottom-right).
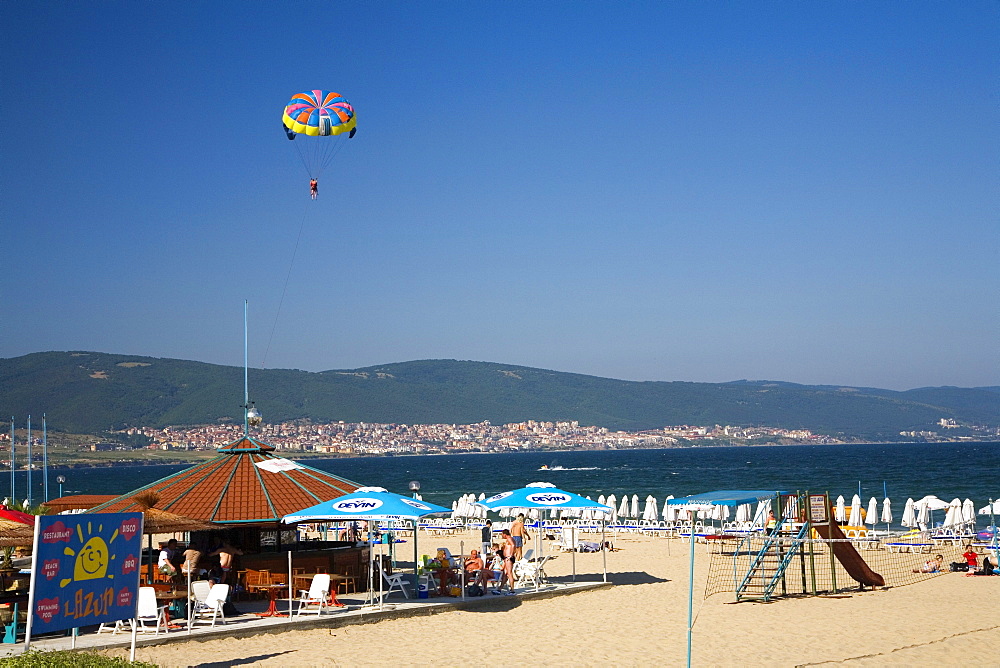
[
  {"x1": 42, "y1": 415, "x2": 49, "y2": 502},
  {"x1": 26, "y1": 416, "x2": 32, "y2": 507},
  {"x1": 9, "y1": 417, "x2": 14, "y2": 502}
]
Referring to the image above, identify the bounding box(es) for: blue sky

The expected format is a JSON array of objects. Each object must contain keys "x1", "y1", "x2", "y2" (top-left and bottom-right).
[{"x1": 2, "y1": 2, "x2": 997, "y2": 390}]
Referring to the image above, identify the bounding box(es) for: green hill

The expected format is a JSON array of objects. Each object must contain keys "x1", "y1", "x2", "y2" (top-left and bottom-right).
[{"x1": 2, "y1": 352, "x2": 998, "y2": 440}]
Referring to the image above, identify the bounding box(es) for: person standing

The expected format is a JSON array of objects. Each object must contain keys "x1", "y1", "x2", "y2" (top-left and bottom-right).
[
  {"x1": 511, "y1": 513, "x2": 530, "y2": 560},
  {"x1": 496, "y1": 530, "x2": 516, "y2": 594},
  {"x1": 157, "y1": 538, "x2": 178, "y2": 578},
  {"x1": 481, "y1": 519, "x2": 493, "y2": 555}
]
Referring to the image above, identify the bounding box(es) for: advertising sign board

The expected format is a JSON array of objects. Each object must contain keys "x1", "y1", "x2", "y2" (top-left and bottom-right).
[{"x1": 28, "y1": 513, "x2": 144, "y2": 635}]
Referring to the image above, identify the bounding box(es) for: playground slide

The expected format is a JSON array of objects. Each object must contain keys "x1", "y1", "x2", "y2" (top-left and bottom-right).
[{"x1": 813, "y1": 523, "x2": 885, "y2": 587}]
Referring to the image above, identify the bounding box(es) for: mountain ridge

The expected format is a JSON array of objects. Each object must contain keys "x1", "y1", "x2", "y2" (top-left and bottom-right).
[{"x1": 2, "y1": 351, "x2": 998, "y2": 440}]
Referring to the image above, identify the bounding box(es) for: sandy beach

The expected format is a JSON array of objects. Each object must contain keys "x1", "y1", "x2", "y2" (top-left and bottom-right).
[{"x1": 97, "y1": 531, "x2": 1000, "y2": 667}]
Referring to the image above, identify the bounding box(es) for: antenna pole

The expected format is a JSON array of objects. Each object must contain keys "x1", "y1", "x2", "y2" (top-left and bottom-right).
[{"x1": 244, "y1": 300, "x2": 250, "y2": 436}]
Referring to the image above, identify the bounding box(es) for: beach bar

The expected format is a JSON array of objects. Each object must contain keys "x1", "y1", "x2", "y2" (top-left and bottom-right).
[{"x1": 84, "y1": 435, "x2": 371, "y2": 588}]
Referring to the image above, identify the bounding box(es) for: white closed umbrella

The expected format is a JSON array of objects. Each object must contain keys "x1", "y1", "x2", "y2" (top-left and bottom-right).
[
  {"x1": 881, "y1": 498, "x2": 892, "y2": 531},
  {"x1": 835, "y1": 495, "x2": 846, "y2": 523},
  {"x1": 941, "y1": 498, "x2": 961, "y2": 529},
  {"x1": 662, "y1": 495, "x2": 674, "y2": 519},
  {"x1": 642, "y1": 496, "x2": 659, "y2": 522},
  {"x1": 754, "y1": 499, "x2": 772, "y2": 528},
  {"x1": 663, "y1": 499, "x2": 677, "y2": 522},
  {"x1": 847, "y1": 494, "x2": 862, "y2": 526},
  {"x1": 961, "y1": 499, "x2": 976, "y2": 528},
  {"x1": 617, "y1": 496, "x2": 629, "y2": 519},
  {"x1": 630, "y1": 494, "x2": 639, "y2": 519},
  {"x1": 866, "y1": 497, "x2": 879, "y2": 526},
  {"x1": 781, "y1": 497, "x2": 796, "y2": 519},
  {"x1": 605, "y1": 494, "x2": 617, "y2": 523},
  {"x1": 735, "y1": 503, "x2": 751, "y2": 523},
  {"x1": 902, "y1": 498, "x2": 917, "y2": 528}
]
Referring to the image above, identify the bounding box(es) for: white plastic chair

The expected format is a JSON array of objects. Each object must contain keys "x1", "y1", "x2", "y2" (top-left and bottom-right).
[
  {"x1": 134, "y1": 587, "x2": 168, "y2": 635},
  {"x1": 377, "y1": 562, "x2": 410, "y2": 599},
  {"x1": 558, "y1": 526, "x2": 579, "y2": 552},
  {"x1": 96, "y1": 619, "x2": 129, "y2": 635},
  {"x1": 189, "y1": 580, "x2": 211, "y2": 609},
  {"x1": 515, "y1": 554, "x2": 553, "y2": 588},
  {"x1": 295, "y1": 573, "x2": 331, "y2": 617},
  {"x1": 190, "y1": 583, "x2": 228, "y2": 627},
  {"x1": 435, "y1": 547, "x2": 461, "y2": 568}
]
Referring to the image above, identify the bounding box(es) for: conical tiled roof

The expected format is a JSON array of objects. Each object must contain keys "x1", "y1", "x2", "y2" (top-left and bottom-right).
[{"x1": 88, "y1": 435, "x2": 361, "y2": 524}]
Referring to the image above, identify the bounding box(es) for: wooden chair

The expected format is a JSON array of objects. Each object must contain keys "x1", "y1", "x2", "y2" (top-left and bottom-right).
[
  {"x1": 337, "y1": 565, "x2": 357, "y2": 595},
  {"x1": 243, "y1": 569, "x2": 268, "y2": 600}
]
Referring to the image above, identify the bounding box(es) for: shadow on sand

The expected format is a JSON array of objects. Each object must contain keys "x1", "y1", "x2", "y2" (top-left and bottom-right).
[
  {"x1": 455, "y1": 594, "x2": 524, "y2": 613},
  {"x1": 607, "y1": 571, "x2": 669, "y2": 585},
  {"x1": 199, "y1": 651, "x2": 296, "y2": 667}
]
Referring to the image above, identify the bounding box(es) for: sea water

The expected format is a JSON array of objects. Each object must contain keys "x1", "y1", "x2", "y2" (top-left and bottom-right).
[{"x1": 20, "y1": 442, "x2": 999, "y2": 524}]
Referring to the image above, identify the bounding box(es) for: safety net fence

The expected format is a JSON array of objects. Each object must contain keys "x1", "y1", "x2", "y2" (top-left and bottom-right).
[{"x1": 701, "y1": 531, "x2": 983, "y2": 600}]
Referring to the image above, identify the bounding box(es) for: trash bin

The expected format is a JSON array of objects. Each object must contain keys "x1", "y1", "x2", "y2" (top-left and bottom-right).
[{"x1": 418, "y1": 580, "x2": 429, "y2": 599}]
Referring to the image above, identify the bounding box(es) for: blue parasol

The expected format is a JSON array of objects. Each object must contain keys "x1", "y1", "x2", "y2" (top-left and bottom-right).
[{"x1": 281, "y1": 487, "x2": 450, "y2": 523}]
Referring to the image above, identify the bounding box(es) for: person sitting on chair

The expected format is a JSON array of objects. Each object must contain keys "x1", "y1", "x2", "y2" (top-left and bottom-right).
[{"x1": 464, "y1": 549, "x2": 486, "y2": 586}]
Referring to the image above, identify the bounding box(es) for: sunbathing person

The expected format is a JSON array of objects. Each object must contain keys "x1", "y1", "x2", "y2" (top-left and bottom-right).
[{"x1": 913, "y1": 554, "x2": 944, "y2": 573}]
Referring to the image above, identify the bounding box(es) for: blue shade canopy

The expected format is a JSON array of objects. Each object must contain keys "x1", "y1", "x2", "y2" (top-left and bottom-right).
[
  {"x1": 666, "y1": 490, "x2": 786, "y2": 507},
  {"x1": 282, "y1": 487, "x2": 450, "y2": 523},
  {"x1": 478, "y1": 483, "x2": 613, "y2": 511}
]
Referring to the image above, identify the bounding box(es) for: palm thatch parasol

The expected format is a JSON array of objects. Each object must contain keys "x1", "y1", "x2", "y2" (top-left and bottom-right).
[
  {"x1": 0, "y1": 521, "x2": 34, "y2": 547},
  {"x1": 120, "y1": 491, "x2": 219, "y2": 583}
]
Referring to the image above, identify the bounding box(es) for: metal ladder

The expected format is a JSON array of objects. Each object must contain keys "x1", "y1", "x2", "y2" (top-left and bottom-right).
[{"x1": 736, "y1": 522, "x2": 809, "y2": 602}]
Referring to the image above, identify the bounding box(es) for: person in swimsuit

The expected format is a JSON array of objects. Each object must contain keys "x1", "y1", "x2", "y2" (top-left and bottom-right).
[
  {"x1": 511, "y1": 513, "x2": 530, "y2": 560},
  {"x1": 309, "y1": 178, "x2": 318, "y2": 200},
  {"x1": 495, "y1": 530, "x2": 516, "y2": 594}
]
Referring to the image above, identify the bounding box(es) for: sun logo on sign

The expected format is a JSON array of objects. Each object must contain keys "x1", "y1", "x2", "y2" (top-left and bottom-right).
[{"x1": 60, "y1": 522, "x2": 119, "y2": 588}]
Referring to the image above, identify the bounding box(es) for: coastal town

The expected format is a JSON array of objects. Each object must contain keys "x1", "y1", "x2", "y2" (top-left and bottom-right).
[{"x1": 115, "y1": 420, "x2": 832, "y2": 456}]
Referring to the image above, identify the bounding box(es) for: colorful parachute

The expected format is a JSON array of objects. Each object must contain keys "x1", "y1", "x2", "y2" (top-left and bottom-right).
[
  {"x1": 282, "y1": 90, "x2": 356, "y2": 137},
  {"x1": 282, "y1": 90, "x2": 356, "y2": 178}
]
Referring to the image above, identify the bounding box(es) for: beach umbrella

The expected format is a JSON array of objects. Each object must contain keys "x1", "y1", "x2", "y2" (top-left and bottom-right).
[
  {"x1": 902, "y1": 498, "x2": 917, "y2": 528},
  {"x1": 0, "y1": 504, "x2": 34, "y2": 526},
  {"x1": 283, "y1": 486, "x2": 451, "y2": 608},
  {"x1": 617, "y1": 496, "x2": 629, "y2": 519},
  {"x1": 642, "y1": 496, "x2": 658, "y2": 522},
  {"x1": 479, "y1": 483, "x2": 613, "y2": 584},
  {"x1": 0, "y1": 522, "x2": 34, "y2": 547},
  {"x1": 735, "y1": 503, "x2": 751, "y2": 524},
  {"x1": 915, "y1": 495, "x2": 948, "y2": 528},
  {"x1": 834, "y1": 496, "x2": 846, "y2": 523},
  {"x1": 604, "y1": 494, "x2": 617, "y2": 523},
  {"x1": 979, "y1": 499, "x2": 1000, "y2": 515},
  {"x1": 961, "y1": 499, "x2": 976, "y2": 527},
  {"x1": 865, "y1": 497, "x2": 878, "y2": 526},
  {"x1": 847, "y1": 495, "x2": 862, "y2": 526},
  {"x1": 630, "y1": 494, "x2": 639, "y2": 519},
  {"x1": 941, "y1": 498, "x2": 962, "y2": 529},
  {"x1": 881, "y1": 498, "x2": 892, "y2": 531},
  {"x1": 662, "y1": 496, "x2": 675, "y2": 520},
  {"x1": 782, "y1": 496, "x2": 797, "y2": 519},
  {"x1": 754, "y1": 499, "x2": 771, "y2": 528}
]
